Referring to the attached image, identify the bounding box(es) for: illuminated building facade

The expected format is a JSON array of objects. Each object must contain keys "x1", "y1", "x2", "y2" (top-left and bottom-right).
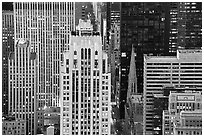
[{"x1": 169, "y1": 2, "x2": 202, "y2": 53}]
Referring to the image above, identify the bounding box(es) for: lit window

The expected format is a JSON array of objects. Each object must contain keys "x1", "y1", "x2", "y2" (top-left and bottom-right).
[{"x1": 121, "y1": 52, "x2": 126, "y2": 57}]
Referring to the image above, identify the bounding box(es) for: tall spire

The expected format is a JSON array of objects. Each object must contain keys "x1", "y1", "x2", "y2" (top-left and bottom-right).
[{"x1": 127, "y1": 46, "x2": 137, "y2": 100}]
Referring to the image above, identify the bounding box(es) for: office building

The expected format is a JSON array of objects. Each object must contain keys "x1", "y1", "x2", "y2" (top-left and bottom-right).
[
  {"x1": 14, "y1": 2, "x2": 75, "y2": 108},
  {"x1": 36, "y1": 107, "x2": 60, "y2": 135},
  {"x1": 106, "y1": 2, "x2": 120, "y2": 46},
  {"x1": 143, "y1": 49, "x2": 202, "y2": 135},
  {"x1": 163, "y1": 89, "x2": 202, "y2": 135},
  {"x1": 168, "y1": 89, "x2": 202, "y2": 114},
  {"x1": 60, "y1": 20, "x2": 111, "y2": 135},
  {"x1": 2, "y1": 115, "x2": 26, "y2": 135},
  {"x1": 8, "y1": 39, "x2": 37, "y2": 135},
  {"x1": 75, "y1": 2, "x2": 96, "y2": 27},
  {"x1": 2, "y1": 10, "x2": 14, "y2": 115},
  {"x1": 169, "y1": 2, "x2": 202, "y2": 53},
  {"x1": 173, "y1": 111, "x2": 202, "y2": 135},
  {"x1": 106, "y1": 2, "x2": 121, "y2": 107},
  {"x1": 153, "y1": 94, "x2": 169, "y2": 135},
  {"x1": 120, "y1": 3, "x2": 170, "y2": 119},
  {"x1": 75, "y1": 2, "x2": 87, "y2": 25}
]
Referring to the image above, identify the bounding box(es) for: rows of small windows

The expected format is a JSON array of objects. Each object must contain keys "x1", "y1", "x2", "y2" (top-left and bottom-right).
[
  {"x1": 147, "y1": 79, "x2": 201, "y2": 84},
  {"x1": 146, "y1": 63, "x2": 202, "y2": 66},
  {"x1": 171, "y1": 102, "x2": 201, "y2": 109},
  {"x1": 146, "y1": 66, "x2": 201, "y2": 70},
  {"x1": 146, "y1": 73, "x2": 202, "y2": 76},
  {"x1": 10, "y1": 81, "x2": 35, "y2": 88},
  {"x1": 177, "y1": 130, "x2": 201, "y2": 135},
  {"x1": 185, "y1": 120, "x2": 202, "y2": 127}
]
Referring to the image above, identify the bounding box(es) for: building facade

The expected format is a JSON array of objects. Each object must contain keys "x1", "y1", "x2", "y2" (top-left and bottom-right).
[
  {"x1": 143, "y1": 49, "x2": 202, "y2": 135},
  {"x1": 106, "y1": 2, "x2": 120, "y2": 45},
  {"x1": 2, "y1": 10, "x2": 14, "y2": 115},
  {"x1": 173, "y1": 111, "x2": 202, "y2": 135},
  {"x1": 120, "y1": 2, "x2": 170, "y2": 119},
  {"x1": 163, "y1": 89, "x2": 202, "y2": 135},
  {"x1": 2, "y1": 115, "x2": 26, "y2": 135},
  {"x1": 169, "y1": 2, "x2": 202, "y2": 53},
  {"x1": 36, "y1": 107, "x2": 60, "y2": 135},
  {"x1": 106, "y1": 2, "x2": 121, "y2": 107},
  {"x1": 14, "y1": 2, "x2": 75, "y2": 108},
  {"x1": 153, "y1": 94, "x2": 169, "y2": 135},
  {"x1": 60, "y1": 20, "x2": 111, "y2": 135},
  {"x1": 8, "y1": 39, "x2": 37, "y2": 135}
]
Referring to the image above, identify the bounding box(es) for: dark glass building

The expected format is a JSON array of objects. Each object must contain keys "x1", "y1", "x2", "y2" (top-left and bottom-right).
[
  {"x1": 153, "y1": 95, "x2": 169, "y2": 135},
  {"x1": 169, "y1": 2, "x2": 202, "y2": 53},
  {"x1": 120, "y1": 2, "x2": 170, "y2": 119},
  {"x1": 2, "y1": 10, "x2": 14, "y2": 115},
  {"x1": 107, "y1": 2, "x2": 120, "y2": 45}
]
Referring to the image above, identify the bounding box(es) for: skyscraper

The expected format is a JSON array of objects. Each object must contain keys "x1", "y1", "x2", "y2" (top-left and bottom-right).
[
  {"x1": 14, "y1": 2, "x2": 75, "y2": 108},
  {"x1": 120, "y1": 2, "x2": 170, "y2": 119},
  {"x1": 8, "y1": 39, "x2": 37, "y2": 135},
  {"x1": 106, "y1": 2, "x2": 120, "y2": 46},
  {"x1": 169, "y1": 2, "x2": 202, "y2": 53},
  {"x1": 2, "y1": 10, "x2": 14, "y2": 115},
  {"x1": 106, "y1": 2, "x2": 121, "y2": 107},
  {"x1": 60, "y1": 20, "x2": 111, "y2": 135},
  {"x1": 143, "y1": 49, "x2": 202, "y2": 135}
]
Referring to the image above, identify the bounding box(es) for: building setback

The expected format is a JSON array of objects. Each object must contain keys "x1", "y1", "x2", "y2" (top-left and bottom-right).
[
  {"x1": 120, "y1": 2, "x2": 170, "y2": 119},
  {"x1": 14, "y1": 2, "x2": 75, "y2": 108},
  {"x1": 60, "y1": 20, "x2": 111, "y2": 135},
  {"x1": 2, "y1": 10, "x2": 14, "y2": 115},
  {"x1": 8, "y1": 39, "x2": 37, "y2": 135},
  {"x1": 143, "y1": 49, "x2": 202, "y2": 135}
]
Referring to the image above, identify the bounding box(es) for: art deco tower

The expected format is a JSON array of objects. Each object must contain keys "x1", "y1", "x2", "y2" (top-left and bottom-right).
[
  {"x1": 60, "y1": 20, "x2": 111, "y2": 135},
  {"x1": 14, "y1": 2, "x2": 75, "y2": 108}
]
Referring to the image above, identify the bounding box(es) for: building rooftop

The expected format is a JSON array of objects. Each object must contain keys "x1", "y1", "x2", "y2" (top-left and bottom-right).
[{"x1": 145, "y1": 49, "x2": 202, "y2": 62}]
